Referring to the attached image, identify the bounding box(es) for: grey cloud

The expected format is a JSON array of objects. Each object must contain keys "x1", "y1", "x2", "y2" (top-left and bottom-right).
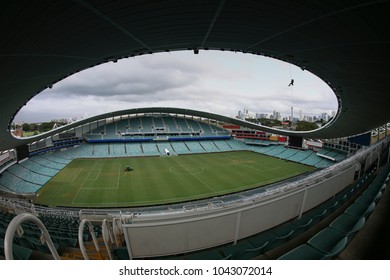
[
  {"x1": 14, "y1": 51, "x2": 337, "y2": 123},
  {"x1": 49, "y1": 56, "x2": 202, "y2": 98}
]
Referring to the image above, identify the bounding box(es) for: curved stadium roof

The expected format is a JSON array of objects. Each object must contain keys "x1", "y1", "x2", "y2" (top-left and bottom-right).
[{"x1": 0, "y1": 0, "x2": 389, "y2": 151}]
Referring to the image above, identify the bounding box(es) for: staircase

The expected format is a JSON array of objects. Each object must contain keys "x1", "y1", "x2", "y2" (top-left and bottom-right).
[{"x1": 61, "y1": 236, "x2": 110, "y2": 260}]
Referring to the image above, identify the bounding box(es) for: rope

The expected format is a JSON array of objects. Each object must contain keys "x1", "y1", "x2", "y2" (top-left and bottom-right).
[{"x1": 289, "y1": 64, "x2": 294, "y2": 121}]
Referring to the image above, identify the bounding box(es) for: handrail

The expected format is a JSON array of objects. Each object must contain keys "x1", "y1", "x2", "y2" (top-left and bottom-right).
[
  {"x1": 112, "y1": 217, "x2": 123, "y2": 247},
  {"x1": 4, "y1": 212, "x2": 61, "y2": 260},
  {"x1": 78, "y1": 219, "x2": 104, "y2": 260},
  {"x1": 101, "y1": 217, "x2": 125, "y2": 260},
  {"x1": 102, "y1": 219, "x2": 114, "y2": 260},
  {"x1": 79, "y1": 209, "x2": 122, "y2": 222}
]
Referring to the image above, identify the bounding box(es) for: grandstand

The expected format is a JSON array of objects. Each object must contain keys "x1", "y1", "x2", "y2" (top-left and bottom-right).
[
  {"x1": 1, "y1": 111, "x2": 389, "y2": 260},
  {"x1": 1, "y1": 1, "x2": 390, "y2": 262}
]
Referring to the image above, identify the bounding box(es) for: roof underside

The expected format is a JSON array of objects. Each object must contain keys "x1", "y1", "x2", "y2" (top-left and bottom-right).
[{"x1": 1, "y1": 0, "x2": 389, "y2": 150}]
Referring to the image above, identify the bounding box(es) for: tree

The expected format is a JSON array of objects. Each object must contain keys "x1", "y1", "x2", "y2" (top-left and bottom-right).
[
  {"x1": 245, "y1": 118, "x2": 282, "y2": 127},
  {"x1": 295, "y1": 121, "x2": 318, "y2": 131}
]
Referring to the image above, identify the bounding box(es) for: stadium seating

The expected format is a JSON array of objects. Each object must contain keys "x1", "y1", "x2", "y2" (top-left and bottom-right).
[
  {"x1": 185, "y1": 141, "x2": 205, "y2": 153},
  {"x1": 6, "y1": 164, "x2": 51, "y2": 185},
  {"x1": 0, "y1": 208, "x2": 103, "y2": 260},
  {"x1": 116, "y1": 119, "x2": 129, "y2": 133},
  {"x1": 129, "y1": 117, "x2": 141, "y2": 132},
  {"x1": 0, "y1": 113, "x2": 387, "y2": 260},
  {"x1": 173, "y1": 167, "x2": 380, "y2": 261},
  {"x1": 221, "y1": 239, "x2": 267, "y2": 260},
  {"x1": 156, "y1": 143, "x2": 173, "y2": 155},
  {"x1": 86, "y1": 116, "x2": 225, "y2": 141},
  {"x1": 198, "y1": 141, "x2": 219, "y2": 153},
  {"x1": 0, "y1": 171, "x2": 41, "y2": 193},
  {"x1": 163, "y1": 117, "x2": 178, "y2": 132},
  {"x1": 212, "y1": 140, "x2": 234, "y2": 152},
  {"x1": 93, "y1": 144, "x2": 109, "y2": 157},
  {"x1": 110, "y1": 143, "x2": 126, "y2": 157},
  {"x1": 277, "y1": 244, "x2": 328, "y2": 260},
  {"x1": 20, "y1": 159, "x2": 58, "y2": 177},
  {"x1": 170, "y1": 142, "x2": 191, "y2": 154},
  {"x1": 0, "y1": 238, "x2": 33, "y2": 260},
  {"x1": 126, "y1": 143, "x2": 143, "y2": 156},
  {"x1": 141, "y1": 142, "x2": 160, "y2": 156},
  {"x1": 278, "y1": 164, "x2": 390, "y2": 260}
]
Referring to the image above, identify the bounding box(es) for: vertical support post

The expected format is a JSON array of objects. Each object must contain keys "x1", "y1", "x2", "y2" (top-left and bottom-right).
[
  {"x1": 388, "y1": 143, "x2": 390, "y2": 163},
  {"x1": 356, "y1": 162, "x2": 362, "y2": 179},
  {"x1": 377, "y1": 128, "x2": 380, "y2": 142},
  {"x1": 298, "y1": 185, "x2": 309, "y2": 219},
  {"x1": 375, "y1": 151, "x2": 381, "y2": 172},
  {"x1": 233, "y1": 212, "x2": 242, "y2": 245},
  {"x1": 373, "y1": 151, "x2": 380, "y2": 171}
]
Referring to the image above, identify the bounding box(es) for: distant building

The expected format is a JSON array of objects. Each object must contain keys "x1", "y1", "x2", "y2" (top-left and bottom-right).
[
  {"x1": 256, "y1": 113, "x2": 268, "y2": 119},
  {"x1": 237, "y1": 110, "x2": 245, "y2": 120},
  {"x1": 272, "y1": 110, "x2": 281, "y2": 121},
  {"x1": 320, "y1": 112, "x2": 329, "y2": 122},
  {"x1": 11, "y1": 127, "x2": 23, "y2": 137},
  {"x1": 304, "y1": 115, "x2": 314, "y2": 122}
]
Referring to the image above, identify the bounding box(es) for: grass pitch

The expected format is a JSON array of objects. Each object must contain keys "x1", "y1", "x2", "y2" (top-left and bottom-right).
[{"x1": 34, "y1": 151, "x2": 314, "y2": 208}]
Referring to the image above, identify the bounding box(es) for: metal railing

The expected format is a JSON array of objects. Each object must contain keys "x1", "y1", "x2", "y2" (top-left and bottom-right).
[
  {"x1": 4, "y1": 212, "x2": 60, "y2": 260},
  {"x1": 78, "y1": 219, "x2": 104, "y2": 260},
  {"x1": 101, "y1": 218, "x2": 124, "y2": 260}
]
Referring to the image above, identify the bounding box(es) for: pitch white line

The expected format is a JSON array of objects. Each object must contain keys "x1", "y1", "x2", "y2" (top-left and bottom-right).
[
  {"x1": 72, "y1": 159, "x2": 100, "y2": 204},
  {"x1": 171, "y1": 157, "x2": 216, "y2": 193},
  {"x1": 87, "y1": 169, "x2": 101, "y2": 180}
]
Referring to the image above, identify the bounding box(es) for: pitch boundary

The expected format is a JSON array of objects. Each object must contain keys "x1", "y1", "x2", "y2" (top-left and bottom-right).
[
  {"x1": 36, "y1": 151, "x2": 314, "y2": 208},
  {"x1": 72, "y1": 163, "x2": 122, "y2": 204}
]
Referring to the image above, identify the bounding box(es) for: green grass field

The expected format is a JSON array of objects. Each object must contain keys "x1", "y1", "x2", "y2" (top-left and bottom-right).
[{"x1": 34, "y1": 151, "x2": 314, "y2": 208}]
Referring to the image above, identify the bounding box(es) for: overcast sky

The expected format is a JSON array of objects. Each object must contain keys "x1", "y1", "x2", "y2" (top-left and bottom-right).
[{"x1": 14, "y1": 50, "x2": 338, "y2": 123}]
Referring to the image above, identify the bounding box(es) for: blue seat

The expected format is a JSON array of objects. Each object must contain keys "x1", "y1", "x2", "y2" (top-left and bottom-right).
[
  {"x1": 186, "y1": 249, "x2": 228, "y2": 260},
  {"x1": 0, "y1": 227, "x2": 6, "y2": 238},
  {"x1": 0, "y1": 240, "x2": 33, "y2": 260},
  {"x1": 249, "y1": 230, "x2": 278, "y2": 252},
  {"x1": 221, "y1": 240, "x2": 258, "y2": 259},
  {"x1": 323, "y1": 200, "x2": 339, "y2": 216},
  {"x1": 355, "y1": 194, "x2": 376, "y2": 206},
  {"x1": 344, "y1": 202, "x2": 375, "y2": 218},
  {"x1": 329, "y1": 214, "x2": 365, "y2": 234},
  {"x1": 307, "y1": 227, "x2": 348, "y2": 255},
  {"x1": 15, "y1": 236, "x2": 35, "y2": 250},
  {"x1": 52, "y1": 236, "x2": 77, "y2": 248},
  {"x1": 235, "y1": 240, "x2": 270, "y2": 259},
  {"x1": 273, "y1": 221, "x2": 296, "y2": 238},
  {"x1": 292, "y1": 217, "x2": 313, "y2": 236},
  {"x1": 278, "y1": 244, "x2": 326, "y2": 260},
  {"x1": 269, "y1": 228, "x2": 295, "y2": 249},
  {"x1": 28, "y1": 236, "x2": 60, "y2": 254},
  {"x1": 306, "y1": 207, "x2": 328, "y2": 224}
]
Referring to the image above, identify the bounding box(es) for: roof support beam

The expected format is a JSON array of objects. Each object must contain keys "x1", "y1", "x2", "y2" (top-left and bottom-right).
[
  {"x1": 74, "y1": 0, "x2": 153, "y2": 52},
  {"x1": 201, "y1": 0, "x2": 226, "y2": 48}
]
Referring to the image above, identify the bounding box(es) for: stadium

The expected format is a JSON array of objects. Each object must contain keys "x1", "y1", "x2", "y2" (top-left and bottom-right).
[{"x1": 0, "y1": 1, "x2": 390, "y2": 261}]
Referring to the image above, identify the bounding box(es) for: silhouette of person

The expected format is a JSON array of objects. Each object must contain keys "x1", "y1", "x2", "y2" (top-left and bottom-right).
[{"x1": 288, "y1": 79, "x2": 294, "y2": 86}]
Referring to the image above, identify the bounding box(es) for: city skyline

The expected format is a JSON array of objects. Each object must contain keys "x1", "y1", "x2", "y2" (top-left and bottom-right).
[{"x1": 237, "y1": 107, "x2": 336, "y2": 122}]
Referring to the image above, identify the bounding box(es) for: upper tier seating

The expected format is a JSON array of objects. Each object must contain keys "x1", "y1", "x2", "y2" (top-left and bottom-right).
[{"x1": 86, "y1": 116, "x2": 226, "y2": 140}]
